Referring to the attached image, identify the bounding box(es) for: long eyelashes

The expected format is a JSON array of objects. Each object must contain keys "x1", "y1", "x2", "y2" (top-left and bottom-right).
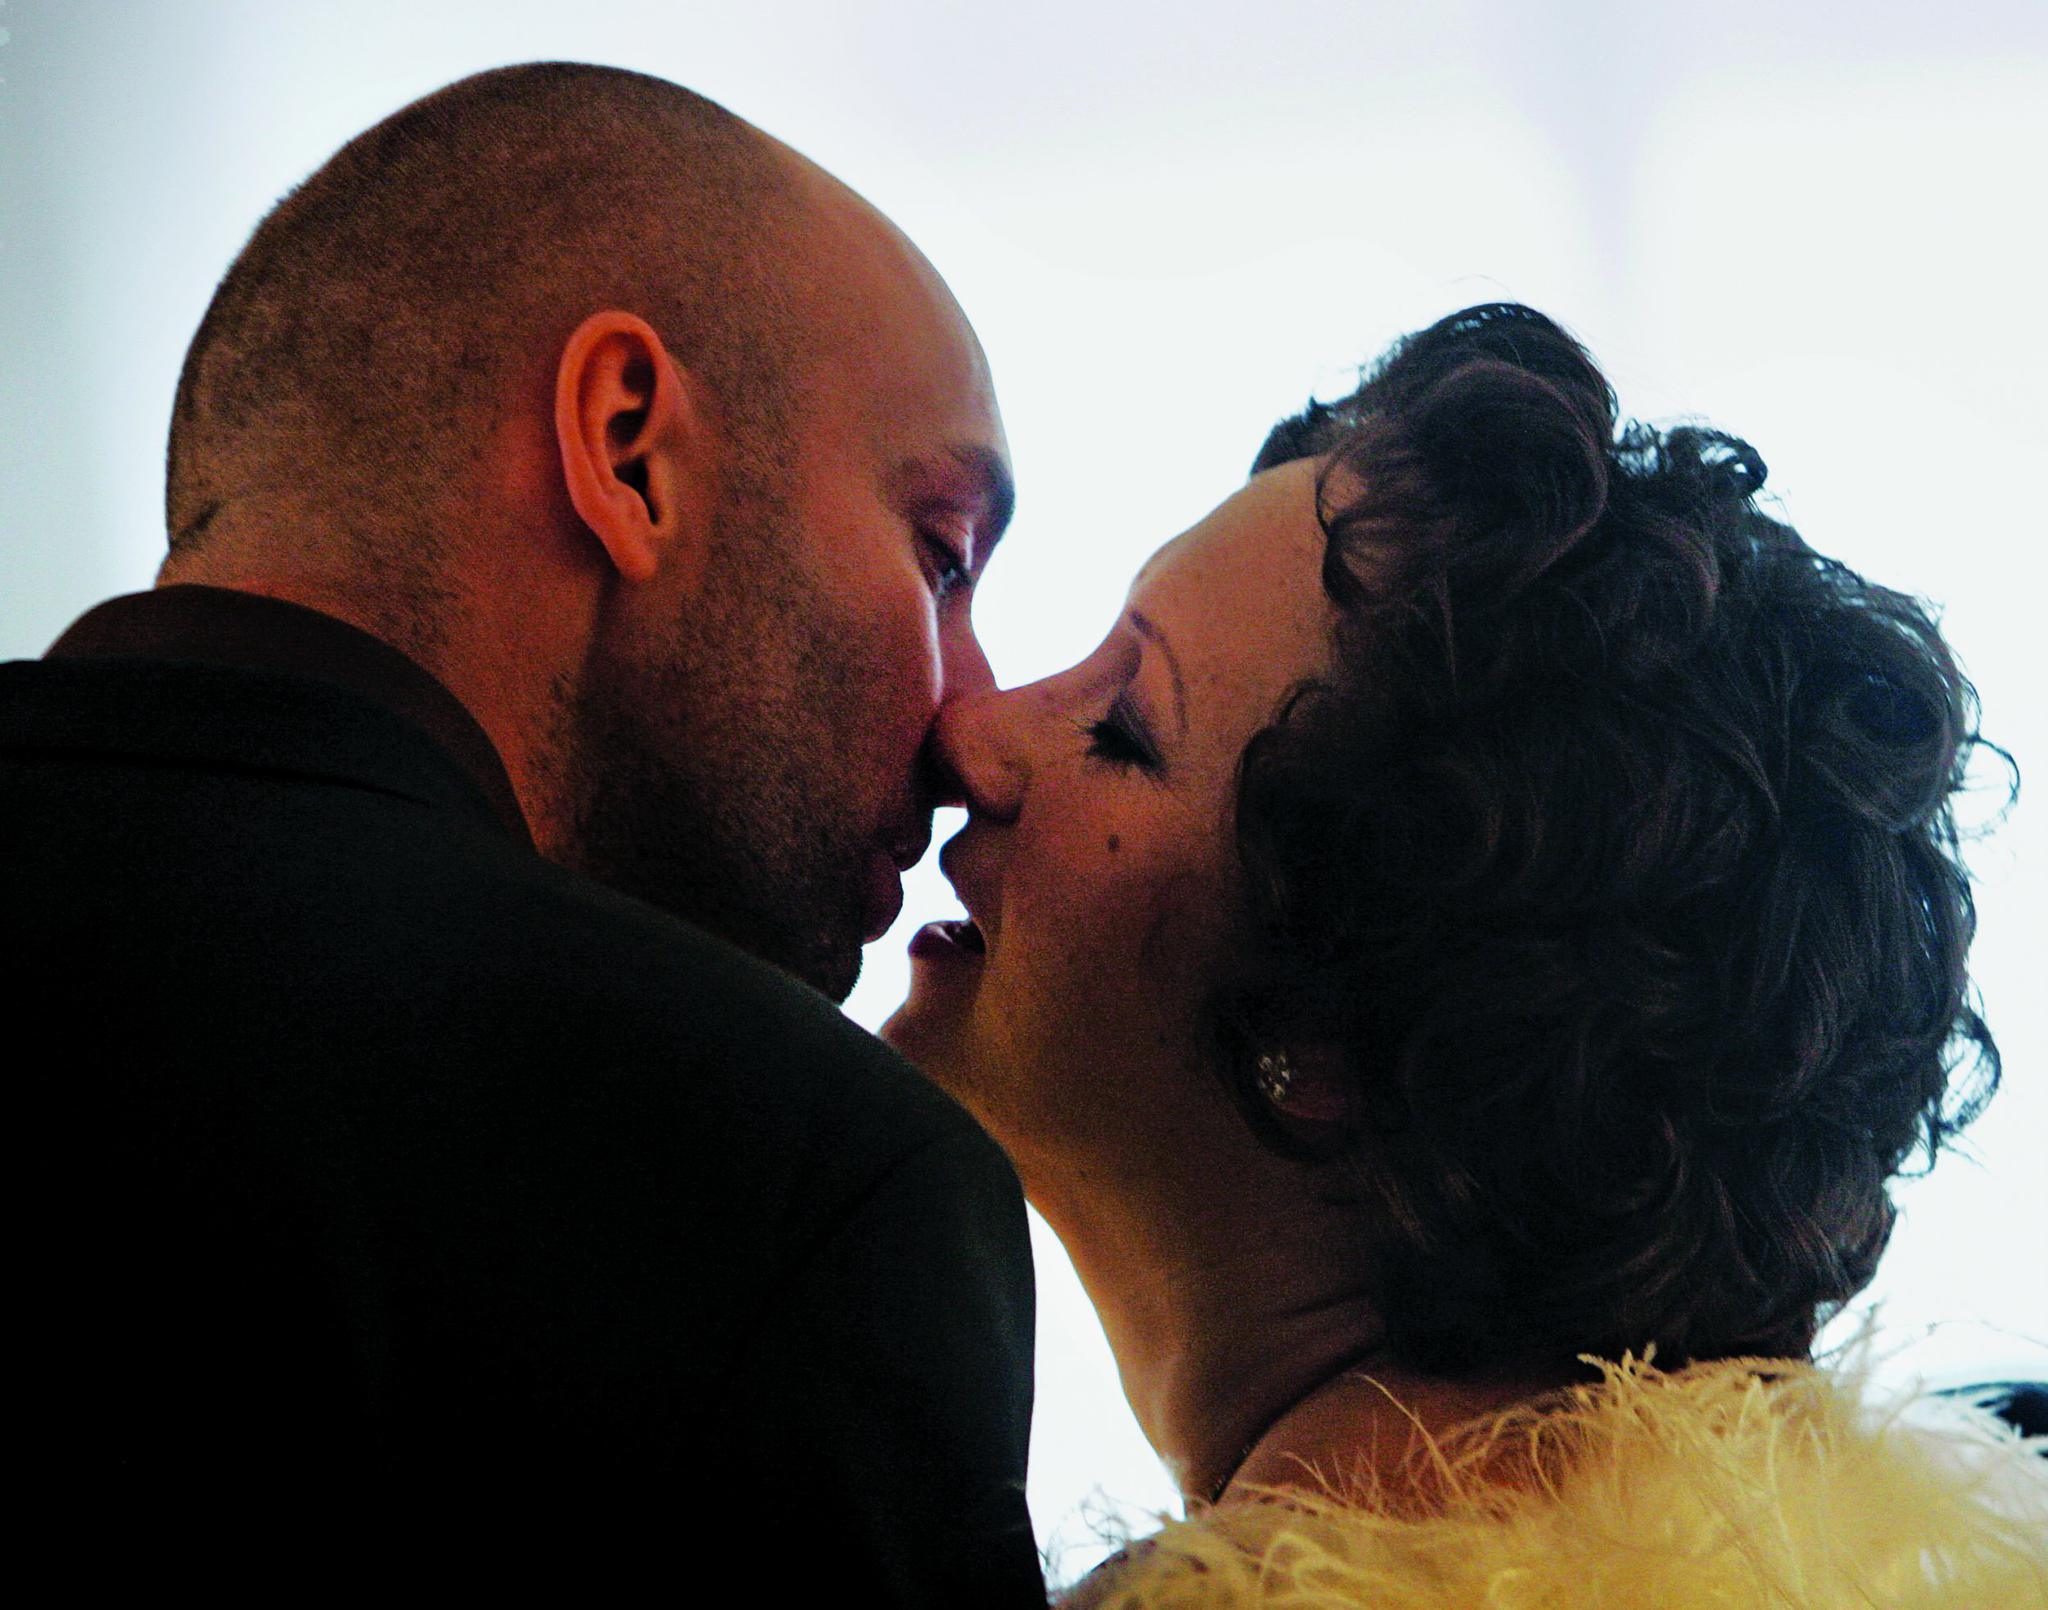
[{"x1": 1080, "y1": 690, "x2": 1161, "y2": 772}]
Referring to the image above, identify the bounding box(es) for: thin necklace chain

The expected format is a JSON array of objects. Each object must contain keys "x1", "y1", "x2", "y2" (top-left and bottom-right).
[{"x1": 1204, "y1": 1336, "x2": 1391, "y2": 1506}]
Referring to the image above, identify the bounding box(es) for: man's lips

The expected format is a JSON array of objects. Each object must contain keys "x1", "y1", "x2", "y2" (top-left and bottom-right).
[
  {"x1": 890, "y1": 830, "x2": 931, "y2": 875},
  {"x1": 861, "y1": 851, "x2": 907, "y2": 944},
  {"x1": 860, "y1": 824, "x2": 934, "y2": 945}
]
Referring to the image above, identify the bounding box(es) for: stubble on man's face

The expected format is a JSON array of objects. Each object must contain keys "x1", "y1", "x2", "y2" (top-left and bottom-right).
[{"x1": 549, "y1": 484, "x2": 881, "y2": 1001}]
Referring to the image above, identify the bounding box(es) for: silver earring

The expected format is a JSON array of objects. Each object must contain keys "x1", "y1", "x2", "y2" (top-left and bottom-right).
[{"x1": 1255, "y1": 1050, "x2": 1295, "y2": 1106}]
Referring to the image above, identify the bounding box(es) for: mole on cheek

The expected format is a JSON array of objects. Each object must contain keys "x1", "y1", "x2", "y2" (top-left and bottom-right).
[{"x1": 1106, "y1": 834, "x2": 1121, "y2": 854}]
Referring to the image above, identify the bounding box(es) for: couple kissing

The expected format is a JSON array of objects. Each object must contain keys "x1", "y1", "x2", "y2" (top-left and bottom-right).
[{"x1": 7, "y1": 62, "x2": 2040, "y2": 1606}]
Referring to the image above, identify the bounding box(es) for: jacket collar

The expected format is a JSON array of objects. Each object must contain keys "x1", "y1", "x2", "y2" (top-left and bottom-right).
[{"x1": 16, "y1": 585, "x2": 533, "y2": 847}]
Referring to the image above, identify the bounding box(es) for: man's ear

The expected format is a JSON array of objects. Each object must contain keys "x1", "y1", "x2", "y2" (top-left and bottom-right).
[{"x1": 554, "y1": 310, "x2": 719, "y2": 586}]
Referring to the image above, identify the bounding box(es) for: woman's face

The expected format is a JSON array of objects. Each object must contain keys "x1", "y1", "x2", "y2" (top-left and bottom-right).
[{"x1": 885, "y1": 459, "x2": 1336, "y2": 1176}]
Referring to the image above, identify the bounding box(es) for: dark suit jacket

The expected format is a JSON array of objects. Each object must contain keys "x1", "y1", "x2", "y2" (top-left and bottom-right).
[{"x1": 4, "y1": 587, "x2": 1041, "y2": 1601}]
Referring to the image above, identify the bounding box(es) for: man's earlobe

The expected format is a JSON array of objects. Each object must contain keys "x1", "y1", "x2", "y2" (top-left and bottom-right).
[{"x1": 554, "y1": 310, "x2": 718, "y2": 587}]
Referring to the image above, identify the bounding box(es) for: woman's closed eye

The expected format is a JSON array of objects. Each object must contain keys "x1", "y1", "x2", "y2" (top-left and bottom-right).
[{"x1": 1081, "y1": 690, "x2": 1162, "y2": 773}]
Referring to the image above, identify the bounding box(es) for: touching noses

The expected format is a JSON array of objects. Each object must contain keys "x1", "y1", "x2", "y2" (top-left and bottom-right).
[{"x1": 931, "y1": 681, "x2": 1029, "y2": 824}]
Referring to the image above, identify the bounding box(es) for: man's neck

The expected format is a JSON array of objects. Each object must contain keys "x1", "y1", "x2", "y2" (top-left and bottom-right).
[{"x1": 156, "y1": 552, "x2": 592, "y2": 855}]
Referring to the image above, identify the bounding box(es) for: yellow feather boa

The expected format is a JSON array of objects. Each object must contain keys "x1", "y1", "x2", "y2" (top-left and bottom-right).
[{"x1": 1068, "y1": 1355, "x2": 2047, "y2": 1609}]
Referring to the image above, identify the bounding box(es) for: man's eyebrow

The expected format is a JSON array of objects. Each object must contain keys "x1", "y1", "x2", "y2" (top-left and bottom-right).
[
  {"x1": 951, "y1": 443, "x2": 1015, "y2": 556},
  {"x1": 885, "y1": 444, "x2": 1016, "y2": 559},
  {"x1": 1128, "y1": 608, "x2": 1188, "y2": 740}
]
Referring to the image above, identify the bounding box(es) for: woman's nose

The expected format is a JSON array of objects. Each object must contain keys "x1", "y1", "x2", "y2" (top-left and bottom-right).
[{"x1": 931, "y1": 683, "x2": 1029, "y2": 824}]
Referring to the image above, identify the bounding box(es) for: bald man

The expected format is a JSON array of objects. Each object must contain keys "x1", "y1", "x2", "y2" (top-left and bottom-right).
[{"x1": 4, "y1": 65, "x2": 1039, "y2": 1599}]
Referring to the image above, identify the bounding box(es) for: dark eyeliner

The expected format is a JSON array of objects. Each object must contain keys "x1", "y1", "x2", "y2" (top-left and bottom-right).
[{"x1": 1081, "y1": 690, "x2": 1161, "y2": 772}]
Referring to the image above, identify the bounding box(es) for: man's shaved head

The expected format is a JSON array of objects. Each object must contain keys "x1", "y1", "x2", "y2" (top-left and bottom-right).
[
  {"x1": 160, "y1": 63, "x2": 1011, "y2": 998},
  {"x1": 166, "y1": 63, "x2": 808, "y2": 632}
]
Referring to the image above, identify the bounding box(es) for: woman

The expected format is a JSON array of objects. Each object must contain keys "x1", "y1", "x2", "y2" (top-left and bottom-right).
[{"x1": 885, "y1": 305, "x2": 2044, "y2": 1605}]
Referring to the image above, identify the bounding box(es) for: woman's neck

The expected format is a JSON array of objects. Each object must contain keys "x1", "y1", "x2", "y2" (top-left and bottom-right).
[
  {"x1": 1037, "y1": 1166, "x2": 1565, "y2": 1508},
  {"x1": 1034, "y1": 1164, "x2": 1389, "y2": 1503},
  {"x1": 1219, "y1": 1359, "x2": 1572, "y2": 1510}
]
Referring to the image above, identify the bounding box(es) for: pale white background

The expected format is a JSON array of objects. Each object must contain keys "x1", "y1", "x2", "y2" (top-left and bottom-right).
[{"x1": 3, "y1": 1, "x2": 2043, "y2": 1584}]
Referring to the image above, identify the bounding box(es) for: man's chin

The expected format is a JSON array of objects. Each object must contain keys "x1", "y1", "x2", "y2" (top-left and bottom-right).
[
  {"x1": 736, "y1": 902, "x2": 865, "y2": 1004},
  {"x1": 715, "y1": 913, "x2": 862, "y2": 1003},
  {"x1": 578, "y1": 855, "x2": 864, "y2": 1001},
  {"x1": 797, "y1": 944, "x2": 861, "y2": 1006}
]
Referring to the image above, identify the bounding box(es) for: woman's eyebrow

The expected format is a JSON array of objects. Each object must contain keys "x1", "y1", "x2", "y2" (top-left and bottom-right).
[{"x1": 1128, "y1": 609, "x2": 1188, "y2": 741}]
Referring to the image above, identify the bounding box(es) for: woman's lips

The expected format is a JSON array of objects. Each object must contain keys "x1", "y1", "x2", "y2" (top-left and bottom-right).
[{"x1": 908, "y1": 918, "x2": 986, "y2": 961}]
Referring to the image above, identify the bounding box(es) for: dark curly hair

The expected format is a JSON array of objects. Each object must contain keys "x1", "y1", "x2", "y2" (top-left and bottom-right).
[{"x1": 1225, "y1": 304, "x2": 2005, "y2": 1375}]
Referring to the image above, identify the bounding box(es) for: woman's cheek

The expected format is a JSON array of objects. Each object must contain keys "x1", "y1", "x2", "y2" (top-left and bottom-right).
[{"x1": 1019, "y1": 832, "x2": 1215, "y2": 1015}]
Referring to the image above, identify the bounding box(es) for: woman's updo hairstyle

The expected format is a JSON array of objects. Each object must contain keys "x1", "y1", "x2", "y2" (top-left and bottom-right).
[{"x1": 1227, "y1": 304, "x2": 2004, "y2": 1375}]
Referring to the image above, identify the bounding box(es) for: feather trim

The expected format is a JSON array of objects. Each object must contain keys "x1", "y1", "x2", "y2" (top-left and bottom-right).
[{"x1": 1071, "y1": 1355, "x2": 2047, "y2": 1609}]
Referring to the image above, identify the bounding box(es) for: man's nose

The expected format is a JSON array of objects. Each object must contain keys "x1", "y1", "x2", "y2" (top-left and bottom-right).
[{"x1": 940, "y1": 620, "x2": 998, "y2": 703}]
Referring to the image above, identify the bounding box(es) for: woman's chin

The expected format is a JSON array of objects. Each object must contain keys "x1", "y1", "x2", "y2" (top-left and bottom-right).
[
  {"x1": 888, "y1": 923, "x2": 981, "y2": 1038},
  {"x1": 892, "y1": 992, "x2": 1008, "y2": 1128},
  {"x1": 881, "y1": 975, "x2": 959, "y2": 1069}
]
